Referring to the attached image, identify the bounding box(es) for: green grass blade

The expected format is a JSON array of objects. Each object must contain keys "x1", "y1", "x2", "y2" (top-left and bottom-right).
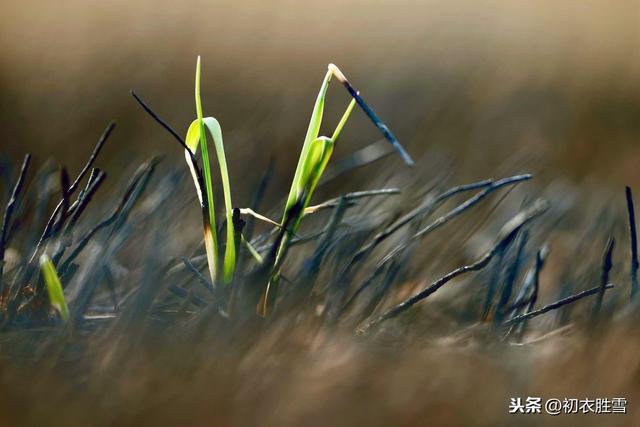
[
  {"x1": 202, "y1": 117, "x2": 235, "y2": 284},
  {"x1": 195, "y1": 57, "x2": 217, "y2": 247},
  {"x1": 39, "y1": 254, "x2": 69, "y2": 321},
  {"x1": 182, "y1": 56, "x2": 220, "y2": 286},
  {"x1": 300, "y1": 137, "x2": 334, "y2": 213},
  {"x1": 288, "y1": 97, "x2": 356, "y2": 231},
  {"x1": 186, "y1": 118, "x2": 219, "y2": 286},
  {"x1": 262, "y1": 137, "x2": 334, "y2": 315},
  {"x1": 284, "y1": 68, "x2": 333, "y2": 214},
  {"x1": 185, "y1": 120, "x2": 205, "y2": 204},
  {"x1": 331, "y1": 98, "x2": 357, "y2": 142},
  {"x1": 269, "y1": 93, "x2": 355, "y2": 292},
  {"x1": 241, "y1": 234, "x2": 264, "y2": 264}
]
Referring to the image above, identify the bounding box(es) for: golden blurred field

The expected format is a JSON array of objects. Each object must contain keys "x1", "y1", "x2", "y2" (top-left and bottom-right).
[{"x1": 1, "y1": 0, "x2": 638, "y2": 185}]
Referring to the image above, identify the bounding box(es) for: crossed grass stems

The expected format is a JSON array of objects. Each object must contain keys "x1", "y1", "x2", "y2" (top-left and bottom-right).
[{"x1": 0, "y1": 58, "x2": 636, "y2": 338}]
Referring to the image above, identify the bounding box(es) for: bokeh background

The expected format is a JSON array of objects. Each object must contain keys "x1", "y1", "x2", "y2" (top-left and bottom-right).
[
  {"x1": 0, "y1": 3, "x2": 639, "y2": 425},
  {"x1": 0, "y1": 0, "x2": 638, "y2": 207}
]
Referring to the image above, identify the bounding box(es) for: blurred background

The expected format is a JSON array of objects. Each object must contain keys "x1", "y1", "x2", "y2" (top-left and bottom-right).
[
  {"x1": 0, "y1": 0, "x2": 638, "y2": 200},
  {"x1": 0, "y1": 4, "x2": 639, "y2": 423}
]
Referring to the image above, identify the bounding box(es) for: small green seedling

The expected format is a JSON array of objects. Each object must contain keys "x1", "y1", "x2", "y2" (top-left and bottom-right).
[
  {"x1": 39, "y1": 254, "x2": 69, "y2": 321},
  {"x1": 180, "y1": 58, "x2": 411, "y2": 312},
  {"x1": 184, "y1": 57, "x2": 236, "y2": 286},
  {"x1": 260, "y1": 63, "x2": 410, "y2": 315}
]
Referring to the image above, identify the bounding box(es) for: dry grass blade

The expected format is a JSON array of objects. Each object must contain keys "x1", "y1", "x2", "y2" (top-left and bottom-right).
[
  {"x1": 625, "y1": 186, "x2": 638, "y2": 301},
  {"x1": 505, "y1": 284, "x2": 615, "y2": 326},
  {"x1": 592, "y1": 237, "x2": 615, "y2": 321},
  {"x1": 328, "y1": 64, "x2": 414, "y2": 166},
  {"x1": 303, "y1": 188, "x2": 400, "y2": 214},
  {"x1": 237, "y1": 208, "x2": 282, "y2": 229},
  {"x1": 36, "y1": 122, "x2": 115, "y2": 249},
  {"x1": 357, "y1": 199, "x2": 549, "y2": 335},
  {"x1": 343, "y1": 175, "x2": 532, "y2": 313},
  {"x1": 182, "y1": 257, "x2": 215, "y2": 295},
  {"x1": 58, "y1": 159, "x2": 159, "y2": 276},
  {"x1": 349, "y1": 178, "x2": 497, "y2": 268},
  {"x1": 379, "y1": 175, "x2": 533, "y2": 267},
  {"x1": 493, "y1": 230, "x2": 528, "y2": 324},
  {"x1": 504, "y1": 245, "x2": 549, "y2": 339},
  {"x1": 69, "y1": 121, "x2": 115, "y2": 194},
  {"x1": 0, "y1": 154, "x2": 31, "y2": 290},
  {"x1": 129, "y1": 91, "x2": 207, "y2": 192},
  {"x1": 63, "y1": 169, "x2": 107, "y2": 234}
]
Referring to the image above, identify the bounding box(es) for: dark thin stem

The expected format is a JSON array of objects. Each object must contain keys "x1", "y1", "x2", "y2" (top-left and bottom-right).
[
  {"x1": 505, "y1": 284, "x2": 614, "y2": 326},
  {"x1": 182, "y1": 257, "x2": 215, "y2": 295},
  {"x1": 508, "y1": 245, "x2": 548, "y2": 316},
  {"x1": 625, "y1": 186, "x2": 638, "y2": 301},
  {"x1": 384, "y1": 175, "x2": 533, "y2": 266},
  {"x1": 59, "y1": 160, "x2": 158, "y2": 276},
  {"x1": 459, "y1": 185, "x2": 517, "y2": 247},
  {"x1": 305, "y1": 188, "x2": 400, "y2": 213},
  {"x1": 69, "y1": 122, "x2": 115, "y2": 194},
  {"x1": 53, "y1": 168, "x2": 71, "y2": 236},
  {"x1": 518, "y1": 249, "x2": 544, "y2": 337},
  {"x1": 131, "y1": 91, "x2": 191, "y2": 153},
  {"x1": 32, "y1": 123, "x2": 115, "y2": 258},
  {"x1": 344, "y1": 175, "x2": 532, "y2": 313},
  {"x1": 592, "y1": 237, "x2": 615, "y2": 319},
  {"x1": 384, "y1": 175, "x2": 532, "y2": 270},
  {"x1": 65, "y1": 169, "x2": 106, "y2": 233},
  {"x1": 331, "y1": 67, "x2": 414, "y2": 166},
  {"x1": 494, "y1": 230, "x2": 528, "y2": 324},
  {"x1": 357, "y1": 199, "x2": 548, "y2": 335},
  {"x1": 504, "y1": 246, "x2": 547, "y2": 340},
  {"x1": 53, "y1": 170, "x2": 107, "y2": 265},
  {"x1": 130, "y1": 90, "x2": 209, "y2": 215},
  {"x1": 482, "y1": 245, "x2": 506, "y2": 321},
  {"x1": 31, "y1": 167, "x2": 71, "y2": 267},
  {"x1": 168, "y1": 284, "x2": 207, "y2": 309},
  {"x1": 354, "y1": 178, "x2": 498, "y2": 268},
  {"x1": 0, "y1": 154, "x2": 31, "y2": 288}
]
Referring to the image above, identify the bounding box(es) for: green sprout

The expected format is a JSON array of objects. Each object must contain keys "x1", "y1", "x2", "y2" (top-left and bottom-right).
[
  {"x1": 177, "y1": 59, "x2": 410, "y2": 312},
  {"x1": 39, "y1": 254, "x2": 69, "y2": 321},
  {"x1": 259, "y1": 66, "x2": 362, "y2": 315},
  {"x1": 184, "y1": 57, "x2": 236, "y2": 286}
]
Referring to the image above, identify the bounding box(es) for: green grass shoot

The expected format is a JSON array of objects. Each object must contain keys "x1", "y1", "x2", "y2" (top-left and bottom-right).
[
  {"x1": 260, "y1": 66, "x2": 357, "y2": 315},
  {"x1": 282, "y1": 70, "x2": 356, "y2": 239},
  {"x1": 178, "y1": 59, "x2": 405, "y2": 312},
  {"x1": 185, "y1": 57, "x2": 236, "y2": 286},
  {"x1": 39, "y1": 254, "x2": 69, "y2": 321}
]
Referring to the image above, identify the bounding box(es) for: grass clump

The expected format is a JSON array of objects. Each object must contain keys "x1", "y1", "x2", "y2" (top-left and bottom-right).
[{"x1": 176, "y1": 57, "x2": 412, "y2": 315}]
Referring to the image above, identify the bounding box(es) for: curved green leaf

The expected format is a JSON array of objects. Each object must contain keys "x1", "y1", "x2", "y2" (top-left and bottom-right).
[
  {"x1": 39, "y1": 254, "x2": 69, "y2": 321},
  {"x1": 185, "y1": 116, "x2": 236, "y2": 285},
  {"x1": 284, "y1": 68, "x2": 333, "y2": 214},
  {"x1": 202, "y1": 117, "x2": 235, "y2": 284}
]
